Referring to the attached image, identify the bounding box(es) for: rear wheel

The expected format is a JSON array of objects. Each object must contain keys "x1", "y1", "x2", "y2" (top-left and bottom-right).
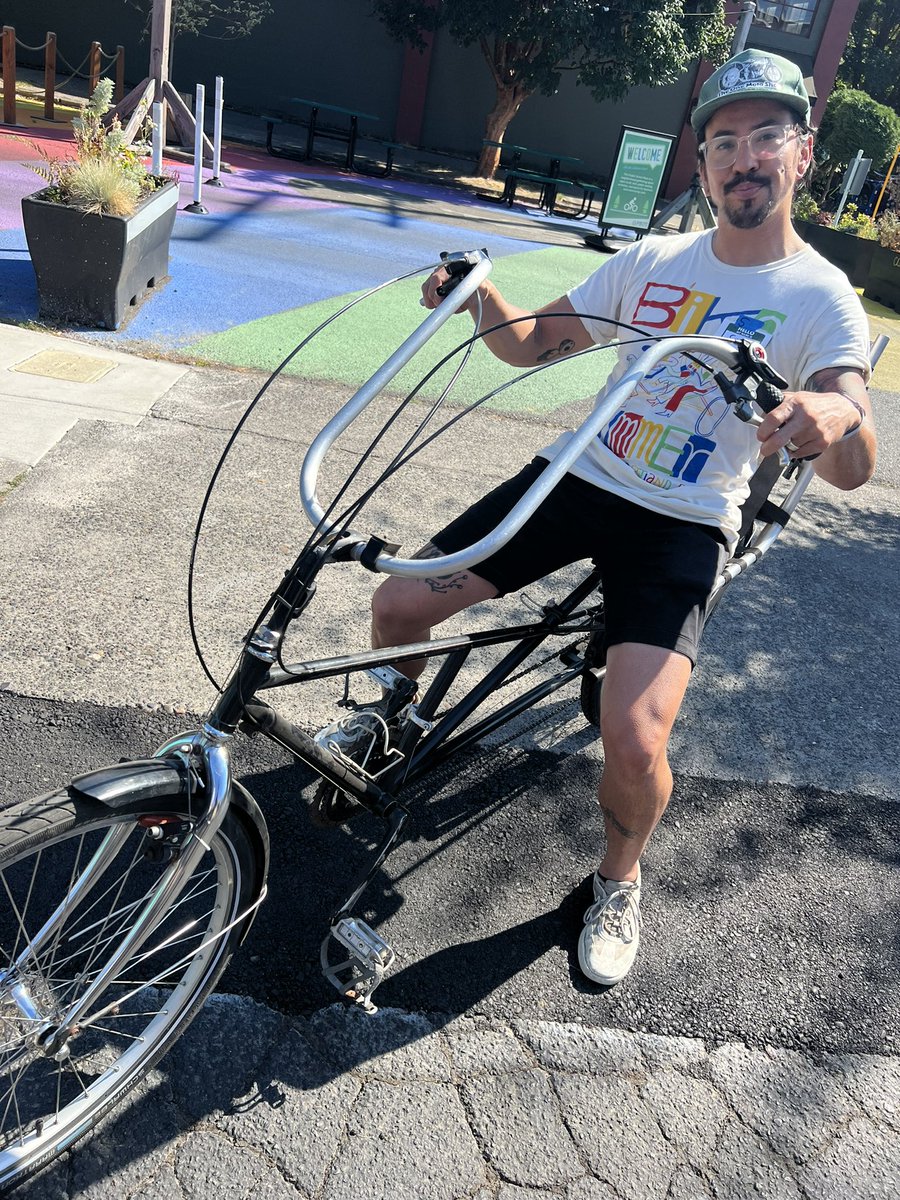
[
  {"x1": 579, "y1": 629, "x2": 606, "y2": 730},
  {"x1": 0, "y1": 790, "x2": 260, "y2": 1190}
]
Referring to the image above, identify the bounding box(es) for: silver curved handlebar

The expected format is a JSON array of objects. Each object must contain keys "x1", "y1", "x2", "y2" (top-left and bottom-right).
[{"x1": 299, "y1": 261, "x2": 749, "y2": 578}]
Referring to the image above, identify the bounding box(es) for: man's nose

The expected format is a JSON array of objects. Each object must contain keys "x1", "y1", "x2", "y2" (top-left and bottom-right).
[{"x1": 733, "y1": 136, "x2": 759, "y2": 172}]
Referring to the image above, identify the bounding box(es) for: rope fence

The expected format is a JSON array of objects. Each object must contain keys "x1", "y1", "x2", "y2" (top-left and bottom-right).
[{"x1": 1, "y1": 27, "x2": 125, "y2": 126}]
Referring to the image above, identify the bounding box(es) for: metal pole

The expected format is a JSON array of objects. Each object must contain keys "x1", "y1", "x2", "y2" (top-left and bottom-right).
[
  {"x1": 832, "y1": 150, "x2": 863, "y2": 228},
  {"x1": 209, "y1": 74, "x2": 224, "y2": 186},
  {"x1": 731, "y1": 2, "x2": 756, "y2": 55},
  {"x1": 151, "y1": 100, "x2": 163, "y2": 175},
  {"x1": 872, "y1": 143, "x2": 900, "y2": 221},
  {"x1": 184, "y1": 83, "x2": 208, "y2": 213}
]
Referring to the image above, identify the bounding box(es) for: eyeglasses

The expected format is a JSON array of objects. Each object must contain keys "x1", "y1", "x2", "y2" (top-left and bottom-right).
[{"x1": 699, "y1": 123, "x2": 801, "y2": 170}]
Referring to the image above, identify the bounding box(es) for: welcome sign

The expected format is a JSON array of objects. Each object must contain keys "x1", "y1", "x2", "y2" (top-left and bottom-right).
[{"x1": 602, "y1": 127, "x2": 677, "y2": 231}]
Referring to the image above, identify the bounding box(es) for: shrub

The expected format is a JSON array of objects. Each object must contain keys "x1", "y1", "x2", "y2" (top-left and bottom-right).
[
  {"x1": 27, "y1": 78, "x2": 167, "y2": 217},
  {"x1": 875, "y1": 210, "x2": 900, "y2": 251},
  {"x1": 817, "y1": 87, "x2": 900, "y2": 173},
  {"x1": 791, "y1": 190, "x2": 819, "y2": 222},
  {"x1": 835, "y1": 203, "x2": 878, "y2": 238}
]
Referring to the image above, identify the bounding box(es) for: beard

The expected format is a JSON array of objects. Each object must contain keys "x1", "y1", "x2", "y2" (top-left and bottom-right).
[{"x1": 720, "y1": 173, "x2": 776, "y2": 229}]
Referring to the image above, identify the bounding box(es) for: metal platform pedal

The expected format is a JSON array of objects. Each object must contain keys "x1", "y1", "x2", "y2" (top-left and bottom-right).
[{"x1": 321, "y1": 916, "x2": 396, "y2": 1014}]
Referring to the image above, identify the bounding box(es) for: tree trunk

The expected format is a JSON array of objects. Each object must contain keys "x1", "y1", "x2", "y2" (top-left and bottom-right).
[{"x1": 475, "y1": 83, "x2": 529, "y2": 179}]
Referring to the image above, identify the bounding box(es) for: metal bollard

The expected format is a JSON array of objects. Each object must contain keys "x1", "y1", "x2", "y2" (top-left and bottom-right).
[
  {"x1": 209, "y1": 75, "x2": 224, "y2": 187},
  {"x1": 151, "y1": 101, "x2": 163, "y2": 176},
  {"x1": 184, "y1": 83, "x2": 208, "y2": 214}
]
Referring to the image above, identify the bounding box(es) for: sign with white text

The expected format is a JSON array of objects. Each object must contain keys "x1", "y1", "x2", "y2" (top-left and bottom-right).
[{"x1": 602, "y1": 127, "x2": 677, "y2": 231}]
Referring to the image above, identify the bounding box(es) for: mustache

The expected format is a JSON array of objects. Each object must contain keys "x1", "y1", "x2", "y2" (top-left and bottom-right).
[{"x1": 724, "y1": 173, "x2": 771, "y2": 195}]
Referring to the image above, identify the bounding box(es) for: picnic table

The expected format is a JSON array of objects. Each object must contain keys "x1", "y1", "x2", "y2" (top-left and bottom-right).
[
  {"x1": 289, "y1": 97, "x2": 380, "y2": 170},
  {"x1": 482, "y1": 142, "x2": 588, "y2": 211}
]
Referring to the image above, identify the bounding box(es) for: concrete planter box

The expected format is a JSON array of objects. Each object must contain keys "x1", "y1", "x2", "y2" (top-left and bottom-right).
[
  {"x1": 794, "y1": 219, "x2": 875, "y2": 288},
  {"x1": 863, "y1": 244, "x2": 900, "y2": 312},
  {"x1": 21, "y1": 179, "x2": 178, "y2": 330}
]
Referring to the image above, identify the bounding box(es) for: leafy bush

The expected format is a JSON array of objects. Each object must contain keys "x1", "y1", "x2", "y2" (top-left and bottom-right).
[
  {"x1": 835, "y1": 203, "x2": 878, "y2": 239},
  {"x1": 875, "y1": 210, "x2": 900, "y2": 251},
  {"x1": 817, "y1": 87, "x2": 900, "y2": 173},
  {"x1": 791, "y1": 190, "x2": 819, "y2": 222},
  {"x1": 28, "y1": 78, "x2": 167, "y2": 217}
]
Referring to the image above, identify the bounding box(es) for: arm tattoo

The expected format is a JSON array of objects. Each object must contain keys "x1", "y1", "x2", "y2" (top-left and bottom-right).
[
  {"x1": 600, "y1": 804, "x2": 639, "y2": 840},
  {"x1": 536, "y1": 338, "x2": 575, "y2": 364},
  {"x1": 413, "y1": 542, "x2": 470, "y2": 593}
]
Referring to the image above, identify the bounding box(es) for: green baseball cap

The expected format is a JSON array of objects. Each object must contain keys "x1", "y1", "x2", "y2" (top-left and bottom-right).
[{"x1": 691, "y1": 49, "x2": 810, "y2": 135}]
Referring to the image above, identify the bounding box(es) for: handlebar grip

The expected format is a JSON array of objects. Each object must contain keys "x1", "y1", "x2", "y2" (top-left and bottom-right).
[
  {"x1": 435, "y1": 249, "x2": 484, "y2": 297},
  {"x1": 755, "y1": 381, "x2": 784, "y2": 413}
]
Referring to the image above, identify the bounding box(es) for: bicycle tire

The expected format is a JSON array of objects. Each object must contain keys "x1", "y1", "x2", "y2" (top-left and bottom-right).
[
  {"x1": 579, "y1": 629, "x2": 606, "y2": 730},
  {"x1": 0, "y1": 788, "x2": 260, "y2": 1190}
]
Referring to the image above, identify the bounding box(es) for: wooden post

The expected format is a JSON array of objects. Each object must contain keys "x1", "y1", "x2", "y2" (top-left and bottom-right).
[
  {"x1": 115, "y1": 45, "x2": 125, "y2": 104},
  {"x1": 88, "y1": 40, "x2": 100, "y2": 95},
  {"x1": 150, "y1": 0, "x2": 172, "y2": 140},
  {"x1": 149, "y1": 0, "x2": 171, "y2": 102},
  {"x1": 44, "y1": 32, "x2": 56, "y2": 121},
  {"x1": 2, "y1": 26, "x2": 16, "y2": 127}
]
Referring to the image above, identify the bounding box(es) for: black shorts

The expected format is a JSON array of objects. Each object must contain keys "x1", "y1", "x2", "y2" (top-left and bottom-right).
[{"x1": 432, "y1": 458, "x2": 727, "y2": 666}]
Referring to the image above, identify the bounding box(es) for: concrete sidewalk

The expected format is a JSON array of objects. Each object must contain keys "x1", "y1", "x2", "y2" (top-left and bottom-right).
[{"x1": 0, "y1": 324, "x2": 187, "y2": 493}]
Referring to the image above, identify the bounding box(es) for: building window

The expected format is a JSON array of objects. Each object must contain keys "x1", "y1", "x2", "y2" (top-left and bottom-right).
[{"x1": 753, "y1": 1, "x2": 819, "y2": 36}]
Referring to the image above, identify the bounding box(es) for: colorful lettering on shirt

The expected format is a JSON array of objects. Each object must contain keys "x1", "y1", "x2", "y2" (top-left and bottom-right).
[
  {"x1": 632, "y1": 283, "x2": 787, "y2": 342},
  {"x1": 597, "y1": 282, "x2": 790, "y2": 486}
]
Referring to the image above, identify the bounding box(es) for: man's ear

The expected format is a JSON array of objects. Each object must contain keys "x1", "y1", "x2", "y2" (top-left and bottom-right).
[{"x1": 796, "y1": 134, "x2": 814, "y2": 182}]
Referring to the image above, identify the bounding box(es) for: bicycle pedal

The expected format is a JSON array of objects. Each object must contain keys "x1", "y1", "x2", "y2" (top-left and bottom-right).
[
  {"x1": 333, "y1": 917, "x2": 395, "y2": 971},
  {"x1": 321, "y1": 917, "x2": 396, "y2": 1014},
  {"x1": 365, "y1": 665, "x2": 413, "y2": 693}
]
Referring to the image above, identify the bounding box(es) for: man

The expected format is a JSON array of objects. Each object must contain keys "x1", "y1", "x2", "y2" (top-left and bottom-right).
[{"x1": 370, "y1": 49, "x2": 876, "y2": 986}]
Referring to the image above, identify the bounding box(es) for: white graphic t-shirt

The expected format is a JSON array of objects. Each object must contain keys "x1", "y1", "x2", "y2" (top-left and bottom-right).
[{"x1": 540, "y1": 230, "x2": 871, "y2": 544}]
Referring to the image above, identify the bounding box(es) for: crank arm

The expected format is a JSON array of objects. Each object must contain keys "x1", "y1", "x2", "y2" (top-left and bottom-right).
[{"x1": 319, "y1": 799, "x2": 409, "y2": 1012}]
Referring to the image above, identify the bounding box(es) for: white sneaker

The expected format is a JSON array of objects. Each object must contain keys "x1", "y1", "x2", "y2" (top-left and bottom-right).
[{"x1": 578, "y1": 864, "x2": 642, "y2": 986}]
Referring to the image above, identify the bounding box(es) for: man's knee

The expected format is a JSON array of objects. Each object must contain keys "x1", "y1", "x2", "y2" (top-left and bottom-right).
[
  {"x1": 600, "y1": 709, "x2": 670, "y2": 781},
  {"x1": 372, "y1": 577, "x2": 422, "y2": 638}
]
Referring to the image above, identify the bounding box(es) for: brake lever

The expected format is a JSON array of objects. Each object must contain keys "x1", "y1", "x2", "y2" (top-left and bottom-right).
[{"x1": 434, "y1": 248, "x2": 488, "y2": 297}]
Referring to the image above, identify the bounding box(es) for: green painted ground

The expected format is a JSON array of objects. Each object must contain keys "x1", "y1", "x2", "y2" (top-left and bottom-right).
[
  {"x1": 183, "y1": 244, "x2": 900, "y2": 410},
  {"x1": 185, "y1": 246, "x2": 619, "y2": 415}
]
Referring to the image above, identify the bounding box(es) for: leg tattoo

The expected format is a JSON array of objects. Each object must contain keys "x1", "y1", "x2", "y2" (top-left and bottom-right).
[
  {"x1": 414, "y1": 541, "x2": 470, "y2": 594},
  {"x1": 601, "y1": 804, "x2": 639, "y2": 840}
]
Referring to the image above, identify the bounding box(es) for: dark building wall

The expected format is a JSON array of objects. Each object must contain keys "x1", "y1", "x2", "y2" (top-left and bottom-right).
[
  {"x1": 3, "y1": 0, "x2": 852, "y2": 191},
  {"x1": 2, "y1": 0, "x2": 403, "y2": 136},
  {"x1": 421, "y1": 27, "x2": 694, "y2": 180}
]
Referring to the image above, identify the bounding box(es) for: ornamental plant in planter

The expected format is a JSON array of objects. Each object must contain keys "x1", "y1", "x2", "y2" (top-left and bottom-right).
[
  {"x1": 793, "y1": 200, "x2": 877, "y2": 288},
  {"x1": 864, "y1": 210, "x2": 900, "y2": 312},
  {"x1": 21, "y1": 79, "x2": 178, "y2": 331}
]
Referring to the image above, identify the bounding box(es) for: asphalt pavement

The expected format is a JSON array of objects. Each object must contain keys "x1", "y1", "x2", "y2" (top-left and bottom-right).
[{"x1": 1, "y1": 149, "x2": 899, "y2": 1197}]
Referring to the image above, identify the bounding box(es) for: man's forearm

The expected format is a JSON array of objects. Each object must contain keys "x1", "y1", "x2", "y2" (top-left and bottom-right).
[
  {"x1": 809, "y1": 371, "x2": 877, "y2": 490},
  {"x1": 463, "y1": 281, "x2": 542, "y2": 366}
]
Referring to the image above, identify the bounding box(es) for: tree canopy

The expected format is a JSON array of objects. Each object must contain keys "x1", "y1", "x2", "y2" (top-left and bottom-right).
[
  {"x1": 373, "y1": 0, "x2": 730, "y2": 177},
  {"x1": 817, "y1": 86, "x2": 900, "y2": 172},
  {"x1": 839, "y1": 0, "x2": 900, "y2": 112},
  {"x1": 128, "y1": 0, "x2": 273, "y2": 41}
]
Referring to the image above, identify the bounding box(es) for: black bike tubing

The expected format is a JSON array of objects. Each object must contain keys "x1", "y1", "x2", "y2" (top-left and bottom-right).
[
  {"x1": 404, "y1": 566, "x2": 605, "y2": 779},
  {"x1": 404, "y1": 659, "x2": 587, "y2": 784},
  {"x1": 241, "y1": 703, "x2": 399, "y2": 819}
]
